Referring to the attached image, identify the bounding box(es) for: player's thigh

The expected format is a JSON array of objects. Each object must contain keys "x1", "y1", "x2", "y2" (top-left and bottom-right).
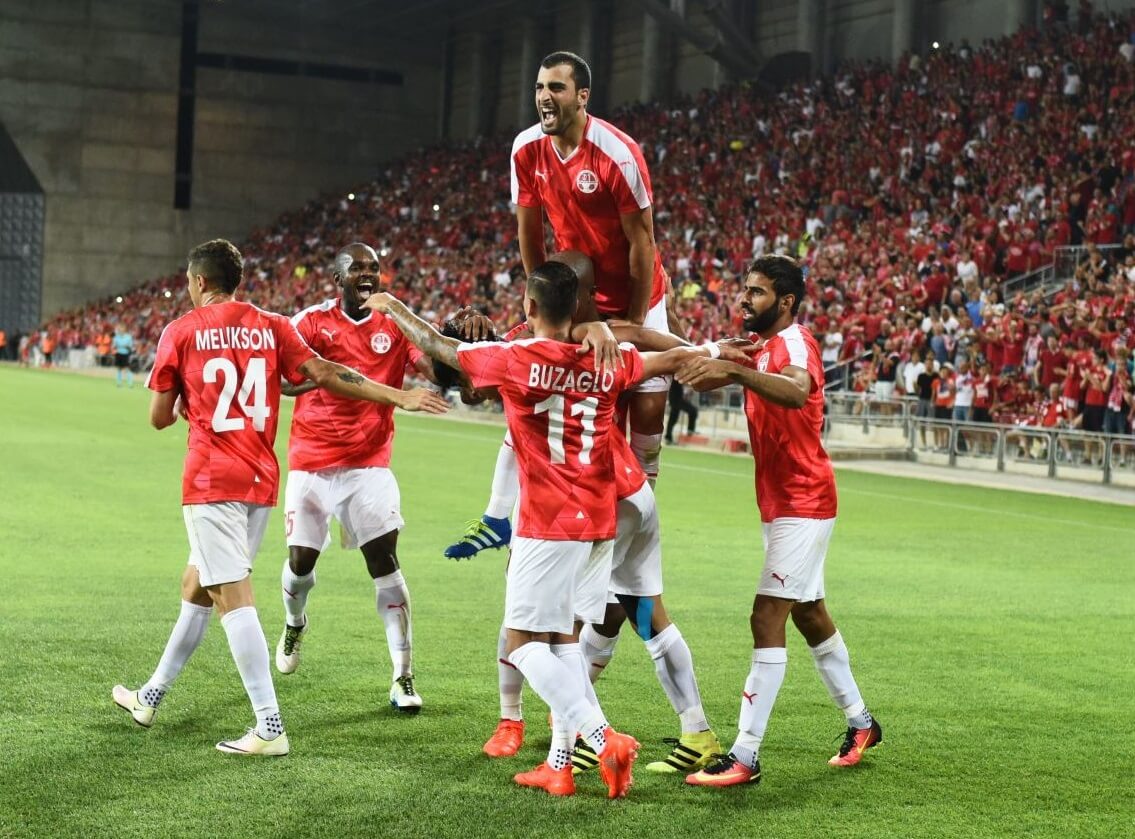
[
  {"x1": 284, "y1": 470, "x2": 334, "y2": 550},
  {"x1": 634, "y1": 299, "x2": 675, "y2": 396},
  {"x1": 332, "y1": 467, "x2": 404, "y2": 550},
  {"x1": 757, "y1": 517, "x2": 836, "y2": 603},
  {"x1": 610, "y1": 485, "x2": 663, "y2": 597},
  {"x1": 573, "y1": 539, "x2": 614, "y2": 625},
  {"x1": 505, "y1": 537, "x2": 591, "y2": 634},
  {"x1": 182, "y1": 502, "x2": 261, "y2": 587}
]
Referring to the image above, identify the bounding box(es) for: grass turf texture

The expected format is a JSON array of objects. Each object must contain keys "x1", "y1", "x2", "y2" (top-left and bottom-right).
[{"x1": 2, "y1": 365, "x2": 1133, "y2": 839}]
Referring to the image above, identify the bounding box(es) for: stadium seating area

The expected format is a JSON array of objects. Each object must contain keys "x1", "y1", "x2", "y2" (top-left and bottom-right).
[{"x1": 27, "y1": 9, "x2": 1135, "y2": 432}]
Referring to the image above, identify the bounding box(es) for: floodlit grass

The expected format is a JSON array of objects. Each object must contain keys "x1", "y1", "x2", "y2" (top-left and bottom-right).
[{"x1": 2, "y1": 365, "x2": 1132, "y2": 838}]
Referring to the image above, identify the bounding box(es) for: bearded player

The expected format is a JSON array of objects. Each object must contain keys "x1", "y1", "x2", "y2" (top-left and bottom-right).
[
  {"x1": 677, "y1": 255, "x2": 883, "y2": 787},
  {"x1": 437, "y1": 51, "x2": 671, "y2": 562},
  {"x1": 112, "y1": 239, "x2": 447, "y2": 755},
  {"x1": 275, "y1": 243, "x2": 436, "y2": 713}
]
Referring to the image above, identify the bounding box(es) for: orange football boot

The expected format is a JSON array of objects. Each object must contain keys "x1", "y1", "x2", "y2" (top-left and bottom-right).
[
  {"x1": 685, "y1": 753, "x2": 761, "y2": 787},
  {"x1": 828, "y1": 719, "x2": 883, "y2": 767},
  {"x1": 596, "y1": 728, "x2": 640, "y2": 799},
  {"x1": 483, "y1": 719, "x2": 525, "y2": 757},
  {"x1": 513, "y1": 762, "x2": 575, "y2": 796}
]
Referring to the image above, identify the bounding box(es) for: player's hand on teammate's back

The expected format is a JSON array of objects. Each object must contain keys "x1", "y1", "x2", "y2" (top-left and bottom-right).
[
  {"x1": 398, "y1": 387, "x2": 451, "y2": 414},
  {"x1": 676, "y1": 357, "x2": 737, "y2": 392},
  {"x1": 577, "y1": 322, "x2": 622, "y2": 373},
  {"x1": 451, "y1": 307, "x2": 497, "y2": 341}
]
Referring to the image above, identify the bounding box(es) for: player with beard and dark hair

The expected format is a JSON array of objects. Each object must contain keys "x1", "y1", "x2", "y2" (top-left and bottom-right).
[{"x1": 676, "y1": 255, "x2": 883, "y2": 787}]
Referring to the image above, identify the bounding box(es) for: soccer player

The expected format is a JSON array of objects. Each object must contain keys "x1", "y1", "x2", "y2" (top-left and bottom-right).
[
  {"x1": 112, "y1": 324, "x2": 135, "y2": 388},
  {"x1": 372, "y1": 261, "x2": 729, "y2": 796},
  {"x1": 275, "y1": 243, "x2": 435, "y2": 712},
  {"x1": 111, "y1": 239, "x2": 447, "y2": 756},
  {"x1": 676, "y1": 255, "x2": 883, "y2": 787},
  {"x1": 511, "y1": 51, "x2": 671, "y2": 485}
]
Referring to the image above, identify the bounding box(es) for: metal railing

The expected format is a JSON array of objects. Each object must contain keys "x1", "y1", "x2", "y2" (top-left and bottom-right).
[{"x1": 1002, "y1": 244, "x2": 1126, "y2": 301}]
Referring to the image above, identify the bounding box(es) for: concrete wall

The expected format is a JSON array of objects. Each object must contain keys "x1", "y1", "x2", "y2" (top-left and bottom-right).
[{"x1": 0, "y1": 0, "x2": 442, "y2": 317}]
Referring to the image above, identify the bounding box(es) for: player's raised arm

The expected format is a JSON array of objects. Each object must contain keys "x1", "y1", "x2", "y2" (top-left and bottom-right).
[
  {"x1": 296, "y1": 356, "x2": 449, "y2": 414},
  {"x1": 364, "y1": 292, "x2": 463, "y2": 372}
]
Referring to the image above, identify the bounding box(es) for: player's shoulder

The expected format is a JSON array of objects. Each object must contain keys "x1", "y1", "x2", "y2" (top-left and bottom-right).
[
  {"x1": 511, "y1": 124, "x2": 545, "y2": 157},
  {"x1": 291, "y1": 298, "x2": 337, "y2": 327},
  {"x1": 586, "y1": 116, "x2": 644, "y2": 162}
]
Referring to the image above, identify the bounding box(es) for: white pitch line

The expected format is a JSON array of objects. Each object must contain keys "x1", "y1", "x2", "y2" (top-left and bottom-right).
[{"x1": 399, "y1": 419, "x2": 1135, "y2": 535}]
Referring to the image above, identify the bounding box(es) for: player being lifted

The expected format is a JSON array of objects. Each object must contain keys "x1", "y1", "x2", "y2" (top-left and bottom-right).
[
  {"x1": 371, "y1": 261, "x2": 731, "y2": 796},
  {"x1": 275, "y1": 243, "x2": 435, "y2": 712},
  {"x1": 676, "y1": 255, "x2": 883, "y2": 787},
  {"x1": 445, "y1": 50, "x2": 671, "y2": 559},
  {"x1": 112, "y1": 239, "x2": 447, "y2": 755}
]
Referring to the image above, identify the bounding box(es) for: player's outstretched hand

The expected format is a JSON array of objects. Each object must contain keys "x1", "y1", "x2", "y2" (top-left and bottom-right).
[
  {"x1": 399, "y1": 387, "x2": 451, "y2": 414},
  {"x1": 363, "y1": 292, "x2": 396, "y2": 314},
  {"x1": 577, "y1": 322, "x2": 623, "y2": 373},
  {"x1": 676, "y1": 357, "x2": 737, "y2": 392},
  {"x1": 716, "y1": 339, "x2": 759, "y2": 363}
]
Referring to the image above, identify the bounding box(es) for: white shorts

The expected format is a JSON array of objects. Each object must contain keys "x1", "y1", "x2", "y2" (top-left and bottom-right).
[
  {"x1": 634, "y1": 298, "x2": 673, "y2": 394},
  {"x1": 183, "y1": 502, "x2": 271, "y2": 587},
  {"x1": 284, "y1": 466, "x2": 403, "y2": 551},
  {"x1": 757, "y1": 517, "x2": 836, "y2": 603},
  {"x1": 609, "y1": 484, "x2": 663, "y2": 597},
  {"x1": 505, "y1": 537, "x2": 613, "y2": 633}
]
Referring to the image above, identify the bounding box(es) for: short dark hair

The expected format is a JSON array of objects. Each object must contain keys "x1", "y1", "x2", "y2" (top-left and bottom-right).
[
  {"x1": 540, "y1": 50, "x2": 591, "y2": 90},
  {"x1": 526, "y1": 260, "x2": 579, "y2": 324},
  {"x1": 748, "y1": 255, "x2": 805, "y2": 315},
  {"x1": 188, "y1": 239, "x2": 243, "y2": 294}
]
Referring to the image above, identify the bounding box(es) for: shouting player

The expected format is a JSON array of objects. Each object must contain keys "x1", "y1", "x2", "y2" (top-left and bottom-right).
[
  {"x1": 676, "y1": 255, "x2": 883, "y2": 787},
  {"x1": 112, "y1": 239, "x2": 447, "y2": 756},
  {"x1": 275, "y1": 243, "x2": 434, "y2": 713}
]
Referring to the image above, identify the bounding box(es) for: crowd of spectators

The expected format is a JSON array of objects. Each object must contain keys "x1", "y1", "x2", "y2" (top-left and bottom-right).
[{"x1": 24, "y1": 7, "x2": 1135, "y2": 440}]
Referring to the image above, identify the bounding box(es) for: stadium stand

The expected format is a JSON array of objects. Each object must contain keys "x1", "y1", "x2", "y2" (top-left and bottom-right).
[{"x1": 28, "y1": 10, "x2": 1135, "y2": 436}]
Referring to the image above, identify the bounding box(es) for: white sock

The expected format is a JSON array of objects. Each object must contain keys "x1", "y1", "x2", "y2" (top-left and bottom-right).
[
  {"x1": 579, "y1": 623, "x2": 619, "y2": 684},
  {"x1": 630, "y1": 431, "x2": 663, "y2": 481},
  {"x1": 645, "y1": 624, "x2": 709, "y2": 733},
  {"x1": 281, "y1": 561, "x2": 315, "y2": 627},
  {"x1": 731, "y1": 647, "x2": 787, "y2": 769},
  {"x1": 551, "y1": 642, "x2": 600, "y2": 709},
  {"x1": 140, "y1": 600, "x2": 212, "y2": 707},
  {"x1": 375, "y1": 571, "x2": 412, "y2": 679},
  {"x1": 220, "y1": 606, "x2": 283, "y2": 739},
  {"x1": 547, "y1": 645, "x2": 583, "y2": 770},
  {"x1": 497, "y1": 623, "x2": 524, "y2": 721},
  {"x1": 810, "y1": 631, "x2": 871, "y2": 727},
  {"x1": 485, "y1": 440, "x2": 519, "y2": 520},
  {"x1": 508, "y1": 641, "x2": 608, "y2": 753}
]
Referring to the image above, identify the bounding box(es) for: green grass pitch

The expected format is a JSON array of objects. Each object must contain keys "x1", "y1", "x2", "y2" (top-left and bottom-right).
[{"x1": 2, "y1": 365, "x2": 1133, "y2": 838}]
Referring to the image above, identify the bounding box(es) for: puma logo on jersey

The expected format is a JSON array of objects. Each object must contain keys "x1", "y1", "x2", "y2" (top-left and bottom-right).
[
  {"x1": 320, "y1": 328, "x2": 336, "y2": 341},
  {"x1": 534, "y1": 169, "x2": 549, "y2": 181}
]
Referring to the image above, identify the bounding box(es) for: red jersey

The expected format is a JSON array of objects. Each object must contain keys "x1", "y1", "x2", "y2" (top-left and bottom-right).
[
  {"x1": 743, "y1": 324, "x2": 837, "y2": 523},
  {"x1": 511, "y1": 115, "x2": 665, "y2": 316},
  {"x1": 147, "y1": 301, "x2": 316, "y2": 506},
  {"x1": 457, "y1": 338, "x2": 644, "y2": 540},
  {"x1": 287, "y1": 300, "x2": 423, "y2": 471}
]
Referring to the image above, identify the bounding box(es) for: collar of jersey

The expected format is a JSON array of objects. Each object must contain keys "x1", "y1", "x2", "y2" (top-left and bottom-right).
[
  {"x1": 336, "y1": 300, "x2": 373, "y2": 326},
  {"x1": 550, "y1": 115, "x2": 590, "y2": 165}
]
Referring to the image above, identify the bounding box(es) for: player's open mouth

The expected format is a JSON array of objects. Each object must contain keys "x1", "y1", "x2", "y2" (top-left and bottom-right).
[
  {"x1": 539, "y1": 106, "x2": 557, "y2": 126},
  {"x1": 356, "y1": 280, "x2": 375, "y2": 299}
]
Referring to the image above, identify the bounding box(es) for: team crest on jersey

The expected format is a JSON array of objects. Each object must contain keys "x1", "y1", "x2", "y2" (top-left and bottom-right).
[
  {"x1": 576, "y1": 169, "x2": 599, "y2": 194},
  {"x1": 371, "y1": 332, "x2": 392, "y2": 354},
  {"x1": 757, "y1": 352, "x2": 770, "y2": 372}
]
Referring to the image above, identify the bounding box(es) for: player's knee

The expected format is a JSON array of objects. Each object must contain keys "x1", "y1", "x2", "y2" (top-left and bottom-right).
[{"x1": 615, "y1": 594, "x2": 657, "y2": 641}]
